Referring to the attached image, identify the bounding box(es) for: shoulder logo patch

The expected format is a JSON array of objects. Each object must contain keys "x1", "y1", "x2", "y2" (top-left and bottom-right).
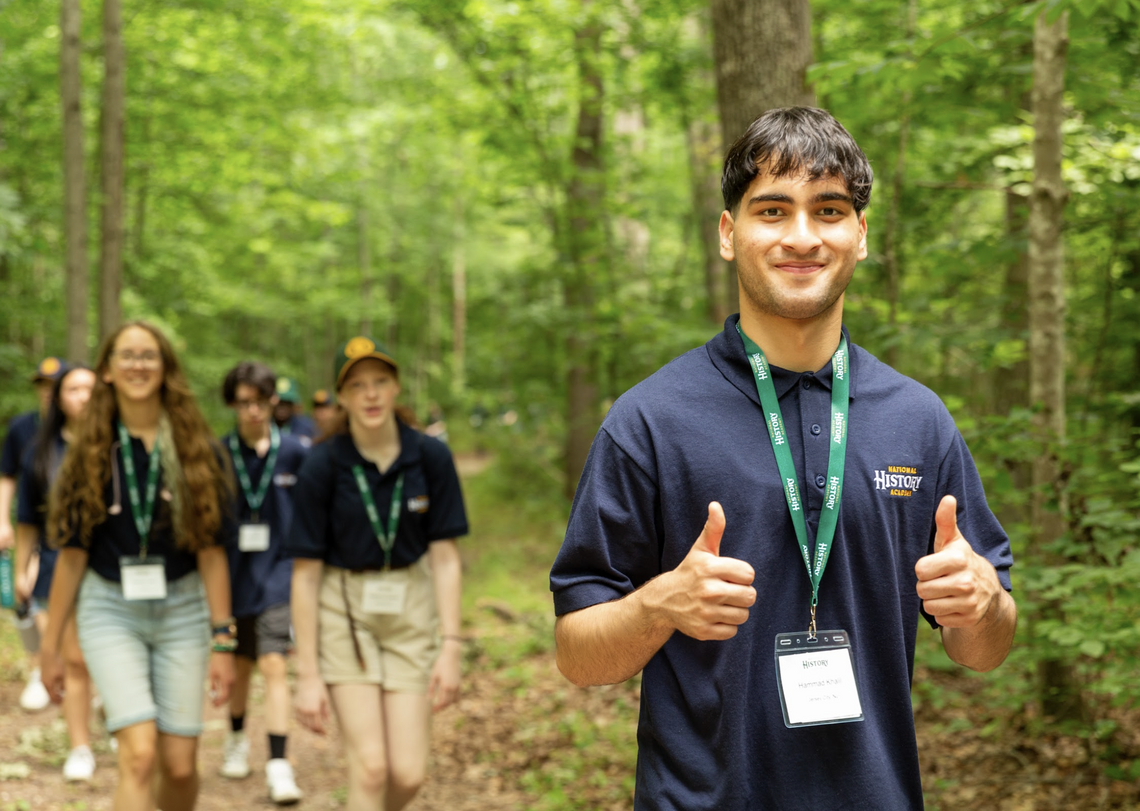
[
  {"x1": 873, "y1": 465, "x2": 923, "y2": 498},
  {"x1": 407, "y1": 495, "x2": 430, "y2": 513}
]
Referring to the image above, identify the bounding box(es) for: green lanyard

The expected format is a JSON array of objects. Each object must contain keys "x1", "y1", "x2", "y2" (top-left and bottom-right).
[
  {"x1": 116, "y1": 421, "x2": 162, "y2": 556},
  {"x1": 351, "y1": 466, "x2": 405, "y2": 570},
  {"x1": 737, "y1": 324, "x2": 850, "y2": 637},
  {"x1": 228, "y1": 426, "x2": 280, "y2": 520}
]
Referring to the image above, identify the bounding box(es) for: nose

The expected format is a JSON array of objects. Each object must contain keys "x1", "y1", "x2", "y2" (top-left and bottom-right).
[{"x1": 781, "y1": 210, "x2": 822, "y2": 255}]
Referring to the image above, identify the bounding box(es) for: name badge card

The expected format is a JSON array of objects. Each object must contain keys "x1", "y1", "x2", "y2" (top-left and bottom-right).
[
  {"x1": 774, "y1": 630, "x2": 864, "y2": 728},
  {"x1": 238, "y1": 523, "x2": 271, "y2": 552},
  {"x1": 361, "y1": 575, "x2": 407, "y2": 615},
  {"x1": 119, "y1": 556, "x2": 168, "y2": 601}
]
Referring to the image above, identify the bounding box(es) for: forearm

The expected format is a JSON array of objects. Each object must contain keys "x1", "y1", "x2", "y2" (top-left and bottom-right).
[
  {"x1": 14, "y1": 523, "x2": 36, "y2": 580},
  {"x1": 196, "y1": 546, "x2": 233, "y2": 623},
  {"x1": 43, "y1": 548, "x2": 88, "y2": 654},
  {"x1": 555, "y1": 577, "x2": 677, "y2": 688},
  {"x1": 429, "y1": 541, "x2": 462, "y2": 637},
  {"x1": 290, "y1": 558, "x2": 323, "y2": 678},
  {"x1": 942, "y1": 588, "x2": 1017, "y2": 672},
  {"x1": 0, "y1": 477, "x2": 15, "y2": 544}
]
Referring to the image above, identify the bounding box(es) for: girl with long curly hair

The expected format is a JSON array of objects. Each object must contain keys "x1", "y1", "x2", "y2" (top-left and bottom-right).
[
  {"x1": 287, "y1": 336, "x2": 468, "y2": 811},
  {"x1": 40, "y1": 321, "x2": 236, "y2": 811}
]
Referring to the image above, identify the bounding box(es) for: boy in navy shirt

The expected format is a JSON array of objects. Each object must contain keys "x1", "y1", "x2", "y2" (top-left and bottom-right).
[
  {"x1": 551, "y1": 108, "x2": 1016, "y2": 810},
  {"x1": 0, "y1": 356, "x2": 65, "y2": 712},
  {"x1": 220, "y1": 361, "x2": 309, "y2": 804}
]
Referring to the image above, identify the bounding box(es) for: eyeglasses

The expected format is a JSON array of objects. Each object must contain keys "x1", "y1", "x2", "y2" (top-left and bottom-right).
[
  {"x1": 111, "y1": 351, "x2": 163, "y2": 370},
  {"x1": 234, "y1": 399, "x2": 271, "y2": 412}
]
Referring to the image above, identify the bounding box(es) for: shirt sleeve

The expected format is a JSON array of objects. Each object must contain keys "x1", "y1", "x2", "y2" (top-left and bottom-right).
[
  {"x1": 16, "y1": 444, "x2": 42, "y2": 527},
  {"x1": 284, "y1": 443, "x2": 335, "y2": 560},
  {"x1": 550, "y1": 427, "x2": 664, "y2": 617},
  {"x1": 420, "y1": 435, "x2": 469, "y2": 542},
  {"x1": 920, "y1": 430, "x2": 1014, "y2": 629},
  {"x1": 0, "y1": 417, "x2": 24, "y2": 477}
]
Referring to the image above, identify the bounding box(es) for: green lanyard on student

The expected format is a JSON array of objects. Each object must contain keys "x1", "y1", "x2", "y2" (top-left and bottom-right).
[
  {"x1": 736, "y1": 324, "x2": 850, "y2": 638},
  {"x1": 228, "y1": 426, "x2": 280, "y2": 521},
  {"x1": 116, "y1": 421, "x2": 162, "y2": 557},
  {"x1": 351, "y1": 466, "x2": 405, "y2": 570}
]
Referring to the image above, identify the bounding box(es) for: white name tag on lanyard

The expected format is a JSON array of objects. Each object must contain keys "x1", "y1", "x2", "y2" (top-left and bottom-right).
[
  {"x1": 119, "y1": 556, "x2": 168, "y2": 601},
  {"x1": 774, "y1": 630, "x2": 864, "y2": 728},
  {"x1": 360, "y1": 575, "x2": 407, "y2": 615},
  {"x1": 238, "y1": 523, "x2": 271, "y2": 552}
]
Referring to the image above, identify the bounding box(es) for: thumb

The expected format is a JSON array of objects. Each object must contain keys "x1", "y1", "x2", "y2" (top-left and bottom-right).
[
  {"x1": 934, "y1": 495, "x2": 962, "y2": 553},
  {"x1": 692, "y1": 501, "x2": 726, "y2": 557}
]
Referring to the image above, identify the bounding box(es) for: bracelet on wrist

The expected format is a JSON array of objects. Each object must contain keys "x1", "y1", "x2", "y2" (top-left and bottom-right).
[
  {"x1": 211, "y1": 617, "x2": 237, "y2": 637},
  {"x1": 442, "y1": 634, "x2": 464, "y2": 643},
  {"x1": 212, "y1": 637, "x2": 238, "y2": 653}
]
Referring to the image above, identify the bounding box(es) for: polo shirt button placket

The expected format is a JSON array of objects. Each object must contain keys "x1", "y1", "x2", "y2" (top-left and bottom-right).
[
  {"x1": 815, "y1": 474, "x2": 826, "y2": 488},
  {"x1": 811, "y1": 424, "x2": 822, "y2": 436}
]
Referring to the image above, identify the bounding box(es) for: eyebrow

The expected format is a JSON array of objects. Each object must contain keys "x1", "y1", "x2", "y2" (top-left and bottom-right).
[{"x1": 747, "y1": 191, "x2": 854, "y2": 206}]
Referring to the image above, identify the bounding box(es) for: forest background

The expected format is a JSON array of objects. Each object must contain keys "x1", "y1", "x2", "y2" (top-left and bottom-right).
[{"x1": 2, "y1": 0, "x2": 1140, "y2": 805}]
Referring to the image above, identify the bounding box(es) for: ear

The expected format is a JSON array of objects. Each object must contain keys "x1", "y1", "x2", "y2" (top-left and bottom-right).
[
  {"x1": 270, "y1": 395, "x2": 280, "y2": 407},
  {"x1": 719, "y1": 210, "x2": 736, "y2": 262},
  {"x1": 102, "y1": 371, "x2": 113, "y2": 385},
  {"x1": 857, "y1": 211, "x2": 868, "y2": 261}
]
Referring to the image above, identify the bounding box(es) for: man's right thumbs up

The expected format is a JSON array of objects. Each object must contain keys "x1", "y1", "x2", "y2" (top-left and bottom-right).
[{"x1": 692, "y1": 501, "x2": 726, "y2": 557}]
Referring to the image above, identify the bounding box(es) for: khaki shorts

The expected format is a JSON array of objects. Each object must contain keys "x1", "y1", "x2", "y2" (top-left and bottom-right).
[{"x1": 318, "y1": 558, "x2": 439, "y2": 692}]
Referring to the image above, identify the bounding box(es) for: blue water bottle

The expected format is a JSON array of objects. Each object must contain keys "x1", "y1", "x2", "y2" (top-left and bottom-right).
[{"x1": 0, "y1": 550, "x2": 15, "y2": 609}]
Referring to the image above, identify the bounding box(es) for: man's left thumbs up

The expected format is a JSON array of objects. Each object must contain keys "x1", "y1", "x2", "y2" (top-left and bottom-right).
[{"x1": 915, "y1": 494, "x2": 999, "y2": 628}]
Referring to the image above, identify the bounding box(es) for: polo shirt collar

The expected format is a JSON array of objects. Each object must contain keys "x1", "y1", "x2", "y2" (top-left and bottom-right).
[
  {"x1": 330, "y1": 420, "x2": 421, "y2": 473},
  {"x1": 707, "y1": 314, "x2": 859, "y2": 406}
]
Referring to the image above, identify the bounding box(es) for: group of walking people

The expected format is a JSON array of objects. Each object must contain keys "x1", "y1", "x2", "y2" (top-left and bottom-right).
[{"x1": 1, "y1": 321, "x2": 469, "y2": 811}]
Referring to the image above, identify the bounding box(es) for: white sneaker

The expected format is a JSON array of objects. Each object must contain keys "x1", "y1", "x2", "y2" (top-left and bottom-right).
[
  {"x1": 19, "y1": 668, "x2": 50, "y2": 712},
  {"x1": 219, "y1": 731, "x2": 251, "y2": 779},
  {"x1": 265, "y1": 758, "x2": 302, "y2": 805},
  {"x1": 63, "y1": 745, "x2": 96, "y2": 782}
]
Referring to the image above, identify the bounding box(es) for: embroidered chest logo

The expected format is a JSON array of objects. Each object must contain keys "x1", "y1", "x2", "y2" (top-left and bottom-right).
[
  {"x1": 407, "y1": 495, "x2": 430, "y2": 513},
  {"x1": 873, "y1": 465, "x2": 923, "y2": 498}
]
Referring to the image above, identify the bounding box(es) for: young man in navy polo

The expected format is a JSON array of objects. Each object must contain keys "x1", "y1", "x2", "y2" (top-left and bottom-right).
[
  {"x1": 551, "y1": 107, "x2": 1016, "y2": 810},
  {"x1": 0, "y1": 356, "x2": 66, "y2": 712},
  {"x1": 220, "y1": 361, "x2": 309, "y2": 804},
  {"x1": 273, "y1": 377, "x2": 316, "y2": 447}
]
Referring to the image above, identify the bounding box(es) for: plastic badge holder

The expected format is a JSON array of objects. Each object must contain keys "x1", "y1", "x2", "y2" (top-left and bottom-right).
[{"x1": 774, "y1": 629, "x2": 865, "y2": 729}]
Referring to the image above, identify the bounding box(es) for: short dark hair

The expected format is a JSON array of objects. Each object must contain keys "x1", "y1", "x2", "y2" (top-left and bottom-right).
[
  {"x1": 222, "y1": 360, "x2": 277, "y2": 404},
  {"x1": 721, "y1": 107, "x2": 873, "y2": 214}
]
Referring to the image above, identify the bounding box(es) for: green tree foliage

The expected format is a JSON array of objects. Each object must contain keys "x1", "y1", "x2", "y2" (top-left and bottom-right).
[{"x1": 0, "y1": 0, "x2": 1138, "y2": 740}]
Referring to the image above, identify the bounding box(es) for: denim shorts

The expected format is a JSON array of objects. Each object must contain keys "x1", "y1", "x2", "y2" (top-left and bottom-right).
[{"x1": 76, "y1": 568, "x2": 210, "y2": 736}]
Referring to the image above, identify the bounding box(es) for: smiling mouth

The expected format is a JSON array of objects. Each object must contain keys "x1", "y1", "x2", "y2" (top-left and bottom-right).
[{"x1": 774, "y1": 262, "x2": 826, "y2": 275}]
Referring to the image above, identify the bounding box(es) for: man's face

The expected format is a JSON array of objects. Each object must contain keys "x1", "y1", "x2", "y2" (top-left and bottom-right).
[
  {"x1": 719, "y1": 170, "x2": 867, "y2": 323},
  {"x1": 232, "y1": 383, "x2": 275, "y2": 436},
  {"x1": 35, "y1": 380, "x2": 55, "y2": 412},
  {"x1": 273, "y1": 401, "x2": 295, "y2": 425}
]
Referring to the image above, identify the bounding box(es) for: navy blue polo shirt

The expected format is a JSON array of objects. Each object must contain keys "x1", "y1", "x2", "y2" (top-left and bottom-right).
[
  {"x1": 279, "y1": 414, "x2": 316, "y2": 446},
  {"x1": 1, "y1": 411, "x2": 40, "y2": 479},
  {"x1": 223, "y1": 431, "x2": 309, "y2": 618},
  {"x1": 16, "y1": 437, "x2": 64, "y2": 600},
  {"x1": 61, "y1": 430, "x2": 234, "y2": 583},
  {"x1": 286, "y1": 421, "x2": 468, "y2": 568},
  {"x1": 551, "y1": 316, "x2": 1013, "y2": 811}
]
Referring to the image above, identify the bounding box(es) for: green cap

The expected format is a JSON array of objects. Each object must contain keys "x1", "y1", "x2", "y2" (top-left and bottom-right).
[
  {"x1": 335, "y1": 336, "x2": 399, "y2": 390},
  {"x1": 312, "y1": 388, "x2": 335, "y2": 407},
  {"x1": 275, "y1": 377, "x2": 301, "y2": 403}
]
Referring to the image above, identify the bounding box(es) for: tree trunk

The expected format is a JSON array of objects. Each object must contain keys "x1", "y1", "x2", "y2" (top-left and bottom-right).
[
  {"x1": 1028, "y1": 9, "x2": 1082, "y2": 724},
  {"x1": 881, "y1": 0, "x2": 916, "y2": 371},
  {"x1": 564, "y1": 1, "x2": 605, "y2": 499},
  {"x1": 61, "y1": 0, "x2": 88, "y2": 361},
  {"x1": 710, "y1": 0, "x2": 815, "y2": 151},
  {"x1": 99, "y1": 0, "x2": 126, "y2": 339},
  {"x1": 451, "y1": 197, "x2": 467, "y2": 401},
  {"x1": 710, "y1": 0, "x2": 814, "y2": 317}
]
